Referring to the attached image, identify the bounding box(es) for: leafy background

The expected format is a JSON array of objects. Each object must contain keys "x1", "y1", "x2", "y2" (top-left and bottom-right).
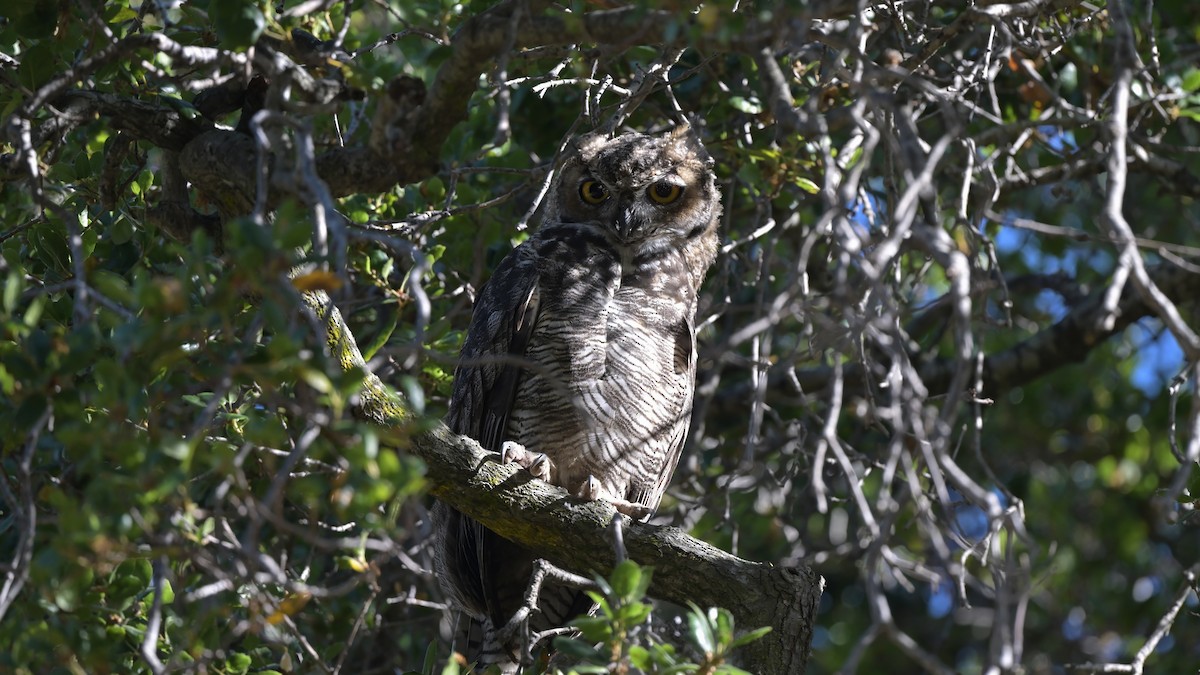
[{"x1": 2, "y1": 1, "x2": 1199, "y2": 674}]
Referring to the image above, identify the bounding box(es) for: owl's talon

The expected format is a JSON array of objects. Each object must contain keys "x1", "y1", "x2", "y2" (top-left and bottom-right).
[
  {"x1": 579, "y1": 475, "x2": 603, "y2": 501},
  {"x1": 610, "y1": 499, "x2": 653, "y2": 520},
  {"x1": 527, "y1": 455, "x2": 551, "y2": 482},
  {"x1": 577, "y1": 475, "x2": 653, "y2": 520},
  {"x1": 499, "y1": 440, "x2": 523, "y2": 463},
  {"x1": 501, "y1": 441, "x2": 553, "y2": 482}
]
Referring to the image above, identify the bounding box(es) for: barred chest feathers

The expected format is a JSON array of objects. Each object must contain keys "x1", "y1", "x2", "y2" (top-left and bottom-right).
[{"x1": 509, "y1": 220, "x2": 709, "y2": 506}]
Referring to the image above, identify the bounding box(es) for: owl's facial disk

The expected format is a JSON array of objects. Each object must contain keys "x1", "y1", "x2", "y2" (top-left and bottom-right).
[
  {"x1": 573, "y1": 174, "x2": 688, "y2": 240},
  {"x1": 551, "y1": 126, "x2": 718, "y2": 245}
]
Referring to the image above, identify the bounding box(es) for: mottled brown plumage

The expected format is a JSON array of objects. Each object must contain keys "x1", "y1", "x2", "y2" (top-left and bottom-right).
[{"x1": 433, "y1": 125, "x2": 721, "y2": 671}]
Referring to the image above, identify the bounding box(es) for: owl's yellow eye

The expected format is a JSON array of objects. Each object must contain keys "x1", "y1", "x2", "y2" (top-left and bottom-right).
[
  {"x1": 579, "y1": 180, "x2": 609, "y2": 205},
  {"x1": 647, "y1": 181, "x2": 683, "y2": 205}
]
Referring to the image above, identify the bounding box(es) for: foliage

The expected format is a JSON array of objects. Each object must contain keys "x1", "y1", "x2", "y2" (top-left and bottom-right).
[
  {"x1": 556, "y1": 560, "x2": 769, "y2": 675},
  {"x1": 2, "y1": 0, "x2": 1200, "y2": 674}
]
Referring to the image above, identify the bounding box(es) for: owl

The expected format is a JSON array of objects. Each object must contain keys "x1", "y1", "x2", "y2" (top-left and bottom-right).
[{"x1": 433, "y1": 124, "x2": 721, "y2": 671}]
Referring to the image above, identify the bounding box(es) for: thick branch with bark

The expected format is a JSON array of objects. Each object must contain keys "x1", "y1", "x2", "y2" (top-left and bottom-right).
[
  {"x1": 933, "y1": 262, "x2": 1200, "y2": 393},
  {"x1": 412, "y1": 423, "x2": 823, "y2": 674}
]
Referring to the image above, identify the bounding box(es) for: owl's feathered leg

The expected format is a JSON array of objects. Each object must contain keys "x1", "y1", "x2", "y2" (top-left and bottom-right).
[{"x1": 501, "y1": 440, "x2": 552, "y2": 482}]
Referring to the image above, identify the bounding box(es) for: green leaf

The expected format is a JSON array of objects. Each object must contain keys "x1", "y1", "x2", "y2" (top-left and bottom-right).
[
  {"x1": 19, "y1": 293, "x2": 43, "y2": 329},
  {"x1": 91, "y1": 269, "x2": 134, "y2": 306},
  {"x1": 686, "y1": 603, "x2": 715, "y2": 655},
  {"x1": 569, "y1": 615, "x2": 612, "y2": 642},
  {"x1": 421, "y1": 640, "x2": 438, "y2": 675},
  {"x1": 1179, "y1": 108, "x2": 1200, "y2": 123},
  {"x1": 106, "y1": 4, "x2": 140, "y2": 23},
  {"x1": 794, "y1": 176, "x2": 820, "y2": 194},
  {"x1": 586, "y1": 591, "x2": 611, "y2": 616},
  {"x1": 13, "y1": 1, "x2": 56, "y2": 40},
  {"x1": 0, "y1": 365, "x2": 15, "y2": 396},
  {"x1": 209, "y1": 0, "x2": 265, "y2": 50},
  {"x1": 225, "y1": 652, "x2": 252, "y2": 674},
  {"x1": 161, "y1": 438, "x2": 193, "y2": 463},
  {"x1": 16, "y1": 41, "x2": 57, "y2": 90},
  {"x1": 1058, "y1": 62, "x2": 1078, "y2": 93},
  {"x1": 553, "y1": 636, "x2": 605, "y2": 661},
  {"x1": 591, "y1": 573, "x2": 613, "y2": 598},
  {"x1": 617, "y1": 600, "x2": 653, "y2": 626},
  {"x1": 728, "y1": 96, "x2": 763, "y2": 114},
  {"x1": 629, "y1": 645, "x2": 652, "y2": 668},
  {"x1": 712, "y1": 606, "x2": 735, "y2": 648},
  {"x1": 301, "y1": 368, "x2": 334, "y2": 394},
  {"x1": 398, "y1": 374, "x2": 425, "y2": 415},
  {"x1": 4, "y1": 269, "x2": 24, "y2": 313},
  {"x1": 610, "y1": 558, "x2": 643, "y2": 601},
  {"x1": 363, "y1": 310, "x2": 399, "y2": 360},
  {"x1": 111, "y1": 216, "x2": 135, "y2": 245},
  {"x1": 1184, "y1": 68, "x2": 1200, "y2": 93},
  {"x1": 729, "y1": 625, "x2": 772, "y2": 648}
]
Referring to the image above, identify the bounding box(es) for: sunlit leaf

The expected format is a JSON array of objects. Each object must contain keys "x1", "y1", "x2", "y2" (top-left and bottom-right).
[
  {"x1": 292, "y1": 270, "x2": 345, "y2": 293},
  {"x1": 266, "y1": 591, "x2": 312, "y2": 625}
]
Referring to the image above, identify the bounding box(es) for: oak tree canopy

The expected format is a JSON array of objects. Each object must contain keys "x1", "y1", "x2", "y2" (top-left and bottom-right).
[{"x1": 2, "y1": 1, "x2": 1199, "y2": 674}]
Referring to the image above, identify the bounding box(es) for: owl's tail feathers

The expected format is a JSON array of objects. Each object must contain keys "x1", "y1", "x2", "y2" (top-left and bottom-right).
[
  {"x1": 455, "y1": 616, "x2": 522, "y2": 675},
  {"x1": 451, "y1": 586, "x2": 595, "y2": 673},
  {"x1": 477, "y1": 625, "x2": 523, "y2": 674}
]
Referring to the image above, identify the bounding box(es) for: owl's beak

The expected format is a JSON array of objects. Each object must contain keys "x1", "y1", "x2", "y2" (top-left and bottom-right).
[{"x1": 614, "y1": 202, "x2": 642, "y2": 240}]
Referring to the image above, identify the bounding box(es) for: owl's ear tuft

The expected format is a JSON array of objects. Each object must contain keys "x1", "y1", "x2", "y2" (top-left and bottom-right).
[
  {"x1": 666, "y1": 122, "x2": 692, "y2": 141},
  {"x1": 573, "y1": 132, "x2": 609, "y2": 162},
  {"x1": 666, "y1": 123, "x2": 714, "y2": 168}
]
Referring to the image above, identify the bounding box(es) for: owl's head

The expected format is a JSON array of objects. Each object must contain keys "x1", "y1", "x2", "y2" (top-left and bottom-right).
[{"x1": 546, "y1": 125, "x2": 721, "y2": 245}]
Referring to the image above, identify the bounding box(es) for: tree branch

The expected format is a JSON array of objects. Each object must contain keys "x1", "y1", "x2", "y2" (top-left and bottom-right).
[
  {"x1": 172, "y1": 7, "x2": 692, "y2": 202},
  {"x1": 411, "y1": 424, "x2": 823, "y2": 674},
  {"x1": 717, "y1": 261, "x2": 1200, "y2": 407},
  {"x1": 926, "y1": 261, "x2": 1200, "y2": 394}
]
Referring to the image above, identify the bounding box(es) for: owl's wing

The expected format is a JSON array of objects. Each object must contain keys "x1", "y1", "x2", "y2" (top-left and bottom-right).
[
  {"x1": 443, "y1": 242, "x2": 543, "y2": 634},
  {"x1": 626, "y1": 313, "x2": 697, "y2": 516},
  {"x1": 446, "y1": 244, "x2": 540, "y2": 451},
  {"x1": 477, "y1": 280, "x2": 539, "y2": 453}
]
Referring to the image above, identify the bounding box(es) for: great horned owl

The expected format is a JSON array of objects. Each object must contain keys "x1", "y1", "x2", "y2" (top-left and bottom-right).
[{"x1": 433, "y1": 125, "x2": 721, "y2": 671}]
